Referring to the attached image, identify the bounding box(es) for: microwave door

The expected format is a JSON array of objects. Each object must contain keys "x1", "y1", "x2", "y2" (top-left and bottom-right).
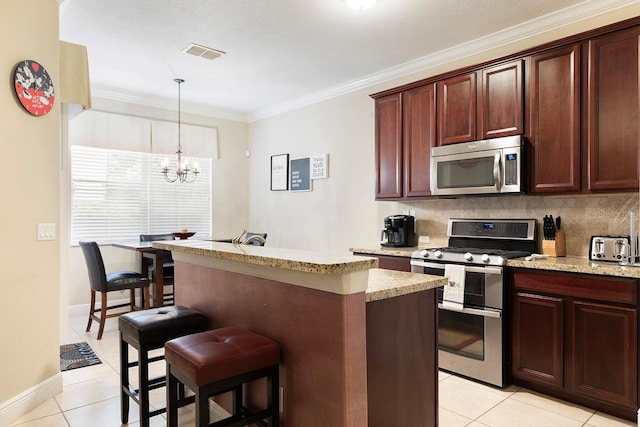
[{"x1": 431, "y1": 150, "x2": 502, "y2": 196}]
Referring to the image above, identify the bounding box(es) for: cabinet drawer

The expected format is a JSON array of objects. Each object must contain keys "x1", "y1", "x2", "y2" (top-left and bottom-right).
[{"x1": 511, "y1": 269, "x2": 637, "y2": 306}]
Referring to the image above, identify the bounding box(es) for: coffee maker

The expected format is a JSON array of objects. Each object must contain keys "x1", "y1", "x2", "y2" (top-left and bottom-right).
[{"x1": 380, "y1": 215, "x2": 415, "y2": 247}]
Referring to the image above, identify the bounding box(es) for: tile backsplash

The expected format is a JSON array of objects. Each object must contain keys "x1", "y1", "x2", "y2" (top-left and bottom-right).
[{"x1": 400, "y1": 193, "x2": 639, "y2": 257}]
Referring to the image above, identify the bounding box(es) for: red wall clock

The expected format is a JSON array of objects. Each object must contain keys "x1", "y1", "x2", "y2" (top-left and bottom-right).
[{"x1": 14, "y1": 60, "x2": 55, "y2": 116}]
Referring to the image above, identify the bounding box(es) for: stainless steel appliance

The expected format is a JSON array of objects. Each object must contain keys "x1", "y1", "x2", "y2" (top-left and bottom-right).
[
  {"x1": 410, "y1": 218, "x2": 536, "y2": 387},
  {"x1": 430, "y1": 135, "x2": 524, "y2": 196},
  {"x1": 589, "y1": 235, "x2": 630, "y2": 262},
  {"x1": 380, "y1": 215, "x2": 415, "y2": 247}
]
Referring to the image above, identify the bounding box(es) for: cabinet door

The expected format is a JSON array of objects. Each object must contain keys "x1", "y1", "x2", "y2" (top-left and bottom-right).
[
  {"x1": 437, "y1": 72, "x2": 476, "y2": 145},
  {"x1": 587, "y1": 27, "x2": 640, "y2": 191},
  {"x1": 479, "y1": 60, "x2": 523, "y2": 139},
  {"x1": 528, "y1": 45, "x2": 581, "y2": 193},
  {"x1": 375, "y1": 93, "x2": 403, "y2": 199},
  {"x1": 571, "y1": 301, "x2": 637, "y2": 407},
  {"x1": 403, "y1": 84, "x2": 435, "y2": 197},
  {"x1": 512, "y1": 292, "x2": 564, "y2": 387}
]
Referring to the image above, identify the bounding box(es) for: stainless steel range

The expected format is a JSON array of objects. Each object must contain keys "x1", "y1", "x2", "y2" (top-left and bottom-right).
[{"x1": 410, "y1": 218, "x2": 536, "y2": 387}]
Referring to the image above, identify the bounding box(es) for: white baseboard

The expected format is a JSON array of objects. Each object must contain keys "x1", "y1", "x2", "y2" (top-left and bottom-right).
[{"x1": 0, "y1": 373, "x2": 63, "y2": 426}]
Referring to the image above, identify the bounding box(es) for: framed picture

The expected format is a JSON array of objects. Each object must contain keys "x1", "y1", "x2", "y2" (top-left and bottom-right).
[
  {"x1": 290, "y1": 157, "x2": 312, "y2": 192},
  {"x1": 270, "y1": 154, "x2": 289, "y2": 191},
  {"x1": 310, "y1": 153, "x2": 328, "y2": 179}
]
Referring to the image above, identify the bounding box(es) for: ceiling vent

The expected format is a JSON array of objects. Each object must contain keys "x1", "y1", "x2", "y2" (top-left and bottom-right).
[{"x1": 182, "y1": 43, "x2": 225, "y2": 61}]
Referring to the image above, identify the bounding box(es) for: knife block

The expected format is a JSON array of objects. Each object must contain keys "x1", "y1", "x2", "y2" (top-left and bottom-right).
[{"x1": 542, "y1": 230, "x2": 566, "y2": 257}]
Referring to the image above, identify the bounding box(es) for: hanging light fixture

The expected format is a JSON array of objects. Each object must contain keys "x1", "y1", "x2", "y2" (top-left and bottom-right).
[{"x1": 162, "y1": 78, "x2": 199, "y2": 183}]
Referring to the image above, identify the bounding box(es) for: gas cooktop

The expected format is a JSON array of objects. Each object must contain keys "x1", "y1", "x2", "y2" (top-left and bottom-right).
[{"x1": 411, "y1": 219, "x2": 537, "y2": 266}]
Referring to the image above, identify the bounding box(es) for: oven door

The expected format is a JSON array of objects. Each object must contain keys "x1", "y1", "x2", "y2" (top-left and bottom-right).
[
  {"x1": 438, "y1": 303, "x2": 505, "y2": 387},
  {"x1": 410, "y1": 259, "x2": 506, "y2": 386}
]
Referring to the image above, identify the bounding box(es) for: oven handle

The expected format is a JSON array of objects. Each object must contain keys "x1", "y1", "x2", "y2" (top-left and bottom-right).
[
  {"x1": 410, "y1": 259, "x2": 502, "y2": 275},
  {"x1": 438, "y1": 303, "x2": 502, "y2": 319}
]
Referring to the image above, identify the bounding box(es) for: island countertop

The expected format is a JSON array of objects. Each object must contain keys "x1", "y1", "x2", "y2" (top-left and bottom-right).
[
  {"x1": 366, "y1": 268, "x2": 446, "y2": 302},
  {"x1": 153, "y1": 239, "x2": 378, "y2": 275}
]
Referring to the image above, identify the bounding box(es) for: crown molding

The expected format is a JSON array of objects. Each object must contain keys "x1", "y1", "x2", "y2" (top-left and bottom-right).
[
  {"x1": 91, "y1": 87, "x2": 250, "y2": 123},
  {"x1": 249, "y1": 0, "x2": 640, "y2": 122}
]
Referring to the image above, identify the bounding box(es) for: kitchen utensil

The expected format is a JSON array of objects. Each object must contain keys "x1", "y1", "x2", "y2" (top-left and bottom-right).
[{"x1": 556, "y1": 216, "x2": 561, "y2": 230}]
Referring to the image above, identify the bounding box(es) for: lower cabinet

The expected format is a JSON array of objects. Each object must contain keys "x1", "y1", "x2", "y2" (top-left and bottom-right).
[
  {"x1": 510, "y1": 269, "x2": 638, "y2": 420},
  {"x1": 353, "y1": 253, "x2": 412, "y2": 272}
]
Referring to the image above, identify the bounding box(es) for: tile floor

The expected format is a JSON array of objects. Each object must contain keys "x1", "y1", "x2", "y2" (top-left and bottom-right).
[{"x1": 8, "y1": 311, "x2": 639, "y2": 427}]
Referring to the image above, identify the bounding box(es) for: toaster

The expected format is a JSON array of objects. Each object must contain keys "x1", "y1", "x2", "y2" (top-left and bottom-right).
[{"x1": 589, "y1": 235, "x2": 630, "y2": 262}]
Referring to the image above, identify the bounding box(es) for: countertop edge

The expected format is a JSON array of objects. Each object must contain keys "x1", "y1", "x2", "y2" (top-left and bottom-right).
[
  {"x1": 154, "y1": 240, "x2": 378, "y2": 274},
  {"x1": 366, "y1": 268, "x2": 446, "y2": 302}
]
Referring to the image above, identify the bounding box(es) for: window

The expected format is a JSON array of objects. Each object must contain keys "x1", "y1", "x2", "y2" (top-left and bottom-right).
[{"x1": 71, "y1": 145, "x2": 211, "y2": 244}]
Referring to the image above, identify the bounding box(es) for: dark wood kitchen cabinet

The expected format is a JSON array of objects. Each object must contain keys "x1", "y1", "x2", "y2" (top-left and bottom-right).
[
  {"x1": 512, "y1": 292, "x2": 564, "y2": 387},
  {"x1": 353, "y1": 252, "x2": 411, "y2": 272},
  {"x1": 527, "y1": 45, "x2": 581, "y2": 193},
  {"x1": 586, "y1": 26, "x2": 640, "y2": 192},
  {"x1": 437, "y1": 72, "x2": 476, "y2": 145},
  {"x1": 375, "y1": 93, "x2": 403, "y2": 199},
  {"x1": 510, "y1": 269, "x2": 638, "y2": 420},
  {"x1": 374, "y1": 84, "x2": 435, "y2": 200},
  {"x1": 437, "y1": 60, "x2": 523, "y2": 146}
]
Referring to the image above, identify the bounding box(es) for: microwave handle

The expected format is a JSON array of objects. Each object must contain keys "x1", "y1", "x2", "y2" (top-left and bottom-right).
[{"x1": 493, "y1": 152, "x2": 502, "y2": 191}]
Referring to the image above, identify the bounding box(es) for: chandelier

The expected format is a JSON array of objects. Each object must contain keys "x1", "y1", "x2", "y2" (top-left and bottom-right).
[{"x1": 162, "y1": 78, "x2": 199, "y2": 183}]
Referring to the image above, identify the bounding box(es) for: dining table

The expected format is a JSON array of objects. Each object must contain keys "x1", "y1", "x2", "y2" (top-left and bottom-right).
[{"x1": 111, "y1": 240, "x2": 172, "y2": 308}]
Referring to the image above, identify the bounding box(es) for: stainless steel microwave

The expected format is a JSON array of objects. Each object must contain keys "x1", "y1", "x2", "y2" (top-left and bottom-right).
[{"x1": 430, "y1": 135, "x2": 523, "y2": 196}]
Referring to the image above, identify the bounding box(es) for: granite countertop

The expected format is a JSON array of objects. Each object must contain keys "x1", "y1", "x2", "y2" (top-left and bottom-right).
[
  {"x1": 352, "y1": 246, "x2": 640, "y2": 279},
  {"x1": 153, "y1": 239, "x2": 378, "y2": 275},
  {"x1": 350, "y1": 246, "x2": 425, "y2": 257},
  {"x1": 507, "y1": 256, "x2": 640, "y2": 279},
  {"x1": 366, "y1": 268, "x2": 447, "y2": 302}
]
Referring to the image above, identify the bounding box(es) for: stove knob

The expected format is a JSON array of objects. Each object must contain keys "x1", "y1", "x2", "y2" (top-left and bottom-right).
[
  {"x1": 481, "y1": 254, "x2": 491, "y2": 263},
  {"x1": 420, "y1": 249, "x2": 429, "y2": 257},
  {"x1": 434, "y1": 250, "x2": 443, "y2": 259},
  {"x1": 464, "y1": 252, "x2": 474, "y2": 262}
]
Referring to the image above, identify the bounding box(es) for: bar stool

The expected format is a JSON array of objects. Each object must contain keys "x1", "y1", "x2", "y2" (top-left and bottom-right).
[
  {"x1": 119, "y1": 306, "x2": 209, "y2": 427},
  {"x1": 165, "y1": 327, "x2": 280, "y2": 427}
]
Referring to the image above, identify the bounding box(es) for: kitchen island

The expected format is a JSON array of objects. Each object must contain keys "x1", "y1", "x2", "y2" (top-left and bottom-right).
[{"x1": 153, "y1": 239, "x2": 446, "y2": 427}]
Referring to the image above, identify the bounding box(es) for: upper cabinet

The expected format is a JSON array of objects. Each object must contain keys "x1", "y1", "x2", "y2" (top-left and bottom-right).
[
  {"x1": 586, "y1": 27, "x2": 640, "y2": 192},
  {"x1": 374, "y1": 85, "x2": 435, "y2": 200},
  {"x1": 479, "y1": 60, "x2": 524, "y2": 139},
  {"x1": 437, "y1": 72, "x2": 476, "y2": 145},
  {"x1": 375, "y1": 93, "x2": 403, "y2": 199},
  {"x1": 371, "y1": 19, "x2": 640, "y2": 200},
  {"x1": 437, "y1": 60, "x2": 523, "y2": 146},
  {"x1": 403, "y1": 84, "x2": 436, "y2": 198},
  {"x1": 527, "y1": 45, "x2": 581, "y2": 193}
]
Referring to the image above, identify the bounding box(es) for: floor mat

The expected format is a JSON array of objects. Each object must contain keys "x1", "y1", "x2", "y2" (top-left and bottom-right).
[{"x1": 60, "y1": 342, "x2": 102, "y2": 372}]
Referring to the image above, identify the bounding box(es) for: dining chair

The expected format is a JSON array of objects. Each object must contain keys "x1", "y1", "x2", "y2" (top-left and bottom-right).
[
  {"x1": 139, "y1": 234, "x2": 175, "y2": 306},
  {"x1": 243, "y1": 232, "x2": 267, "y2": 246},
  {"x1": 79, "y1": 241, "x2": 150, "y2": 340}
]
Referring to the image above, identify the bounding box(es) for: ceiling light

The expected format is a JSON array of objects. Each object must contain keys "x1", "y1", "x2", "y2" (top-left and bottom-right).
[
  {"x1": 345, "y1": 0, "x2": 377, "y2": 10},
  {"x1": 182, "y1": 43, "x2": 225, "y2": 61},
  {"x1": 162, "y1": 78, "x2": 199, "y2": 183}
]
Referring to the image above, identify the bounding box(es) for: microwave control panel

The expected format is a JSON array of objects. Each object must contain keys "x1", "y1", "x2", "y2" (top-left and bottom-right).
[{"x1": 504, "y1": 153, "x2": 518, "y2": 185}]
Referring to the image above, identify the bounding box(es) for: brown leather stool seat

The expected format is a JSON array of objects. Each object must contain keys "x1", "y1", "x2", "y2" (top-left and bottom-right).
[
  {"x1": 165, "y1": 327, "x2": 280, "y2": 427},
  {"x1": 119, "y1": 306, "x2": 209, "y2": 427}
]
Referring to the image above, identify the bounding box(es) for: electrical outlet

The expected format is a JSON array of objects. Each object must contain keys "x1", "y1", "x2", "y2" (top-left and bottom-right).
[
  {"x1": 418, "y1": 235, "x2": 430, "y2": 245},
  {"x1": 409, "y1": 210, "x2": 415, "y2": 217}
]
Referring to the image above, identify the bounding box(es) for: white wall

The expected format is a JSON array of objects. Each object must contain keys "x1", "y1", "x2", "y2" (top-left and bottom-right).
[
  {"x1": 246, "y1": 3, "x2": 640, "y2": 254},
  {"x1": 0, "y1": 0, "x2": 61, "y2": 421},
  {"x1": 63, "y1": 98, "x2": 250, "y2": 308}
]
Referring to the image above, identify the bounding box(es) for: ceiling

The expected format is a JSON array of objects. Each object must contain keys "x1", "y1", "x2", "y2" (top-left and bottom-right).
[{"x1": 59, "y1": 0, "x2": 633, "y2": 121}]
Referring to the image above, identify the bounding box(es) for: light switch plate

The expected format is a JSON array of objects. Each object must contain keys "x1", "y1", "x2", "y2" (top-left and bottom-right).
[{"x1": 37, "y1": 223, "x2": 56, "y2": 241}]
